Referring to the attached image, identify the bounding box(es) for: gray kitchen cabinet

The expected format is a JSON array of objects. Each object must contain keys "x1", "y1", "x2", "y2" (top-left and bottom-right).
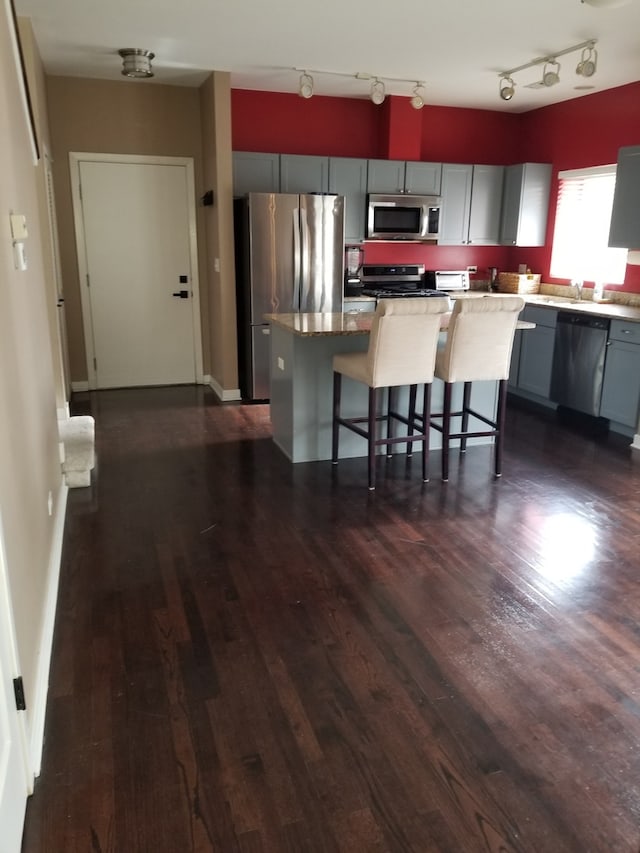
[
  {"x1": 513, "y1": 305, "x2": 557, "y2": 402},
  {"x1": 508, "y1": 328, "x2": 522, "y2": 392},
  {"x1": 440, "y1": 164, "x2": 504, "y2": 245},
  {"x1": 329, "y1": 157, "x2": 368, "y2": 243},
  {"x1": 499, "y1": 163, "x2": 552, "y2": 247},
  {"x1": 280, "y1": 154, "x2": 329, "y2": 193},
  {"x1": 367, "y1": 159, "x2": 442, "y2": 195},
  {"x1": 343, "y1": 298, "x2": 376, "y2": 313},
  {"x1": 609, "y1": 145, "x2": 640, "y2": 249},
  {"x1": 600, "y1": 319, "x2": 640, "y2": 430},
  {"x1": 233, "y1": 152, "x2": 280, "y2": 196}
]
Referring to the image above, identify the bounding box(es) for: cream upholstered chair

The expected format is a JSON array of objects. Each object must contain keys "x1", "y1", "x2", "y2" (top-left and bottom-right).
[
  {"x1": 429, "y1": 295, "x2": 524, "y2": 481},
  {"x1": 332, "y1": 297, "x2": 449, "y2": 490}
]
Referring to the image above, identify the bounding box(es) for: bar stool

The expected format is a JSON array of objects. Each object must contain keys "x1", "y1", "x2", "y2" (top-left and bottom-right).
[
  {"x1": 332, "y1": 297, "x2": 449, "y2": 490},
  {"x1": 429, "y1": 295, "x2": 524, "y2": 481}
]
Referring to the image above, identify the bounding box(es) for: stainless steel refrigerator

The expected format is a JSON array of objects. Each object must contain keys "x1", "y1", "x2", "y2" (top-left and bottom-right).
[{"x1": 235, "y1": 192, "x2": 345, "y2": 400}]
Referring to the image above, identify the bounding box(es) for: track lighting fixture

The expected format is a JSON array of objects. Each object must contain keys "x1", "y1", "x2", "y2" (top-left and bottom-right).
[
  {"x1": 118, "y1": 48, "x2": 154, "y2": 78},
  {"x1": 581, "y1": 0, "x2": 630, "y2": 6},
  {"x1": 410, "y1": 83, "x2": 426, "y2": 110},
  {"x1": 370, "y1": 78, "x2": 385, "y2": 105},
  {"x1": 499, "y1": 76, "x2": 515, "y2": 101},
  {"x1": 298, "y1": 72, "x2": 314, "y2": 99},
  {"x1": 497, "y1": 39, "x2": 597, "y2": 101}
]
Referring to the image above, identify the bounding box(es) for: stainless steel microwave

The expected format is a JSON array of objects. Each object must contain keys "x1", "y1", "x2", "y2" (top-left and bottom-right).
[{"x1": 366, "y1": 193, "x2": 441, "y2": 242}]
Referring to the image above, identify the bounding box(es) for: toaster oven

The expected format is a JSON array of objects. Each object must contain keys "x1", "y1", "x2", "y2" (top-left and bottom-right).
[{"x1": 424, "y1": 270, "x2": 470, "y2": 291}]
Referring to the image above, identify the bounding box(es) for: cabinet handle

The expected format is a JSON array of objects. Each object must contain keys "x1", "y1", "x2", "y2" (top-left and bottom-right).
[{"x1": 621, "y1": 329, "x2": 631, "y2": 334}]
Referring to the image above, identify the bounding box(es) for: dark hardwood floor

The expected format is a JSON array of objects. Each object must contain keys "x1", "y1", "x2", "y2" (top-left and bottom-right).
[{"x1": 21, "y1": 386, "x2": 640, "y2": 852}]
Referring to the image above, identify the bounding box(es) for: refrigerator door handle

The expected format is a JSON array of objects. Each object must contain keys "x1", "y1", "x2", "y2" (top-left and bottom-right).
[
  {"x1": 300, "y1": 206, "x2": 310, "y2": 311},
  {"x1": 292, "y1": 207, "x2": 301, "y2": 311}
]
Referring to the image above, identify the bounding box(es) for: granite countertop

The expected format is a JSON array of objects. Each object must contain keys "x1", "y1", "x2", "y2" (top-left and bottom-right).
[
  {"x1": 266, "y1": 311, "x2": 534, "y2": 337},
  {"x1": 522, "y1": 293, "x2": 640, "y2": 322}
]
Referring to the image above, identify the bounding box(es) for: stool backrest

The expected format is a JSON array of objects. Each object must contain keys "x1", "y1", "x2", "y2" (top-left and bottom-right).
[
  {"x1": 438, "y1": 295, "x2": 525, "y2": 383},
  {"x1": 368, "y1": 297, "x2": 450, "y2": 388}
]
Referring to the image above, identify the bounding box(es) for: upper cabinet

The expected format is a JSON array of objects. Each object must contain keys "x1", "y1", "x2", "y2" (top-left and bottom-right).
[
  {"x1": 233, "y1": 152, "x2": 280, "y2": 196},
  {"x1": 328, "y1": 157, "x2": 368, "y2": 244},
  {"x1": 439, "y1": 164, "x2": 504, "y2": 245},
  {"x1": 609, "y1": 145, "x2": 640, "y2": 249},
  {"x1": 499, "y1": 163, "x2": 552, "y2": 247},
  {"x1": 367, "y1": 159, "x2": 442, "y2": 195},
  {"x1": 280, "y1": 154, "x2": 329, "y2": 193}
]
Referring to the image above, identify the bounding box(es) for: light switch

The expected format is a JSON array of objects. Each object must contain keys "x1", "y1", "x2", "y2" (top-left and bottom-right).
[
  {"x1": 10, "y1": 213, "x2": 28, "y2": 240},
  {"x1": 13, "y1": 241, "x2": 27, "y2": 271}
]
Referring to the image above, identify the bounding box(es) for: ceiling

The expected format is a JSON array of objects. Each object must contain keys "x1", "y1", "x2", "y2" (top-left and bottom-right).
[{"x1": 13, "y1": 0, "x2": 640, "y2": 113}]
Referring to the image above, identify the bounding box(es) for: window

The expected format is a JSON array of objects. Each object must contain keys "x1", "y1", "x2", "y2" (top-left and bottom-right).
[{"x1": 549, "y1": 165, "x2": 627, "y2": 284}]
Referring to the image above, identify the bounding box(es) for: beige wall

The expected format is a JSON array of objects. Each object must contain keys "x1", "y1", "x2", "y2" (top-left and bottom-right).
[
  {"x1": 0, "y1": 9, "x2": 63, "y2": 760},
  {"x1": 46, "y1": 76, "x2": 211, "y2": 383}
]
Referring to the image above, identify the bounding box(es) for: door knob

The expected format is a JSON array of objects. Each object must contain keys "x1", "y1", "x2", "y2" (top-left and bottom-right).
[{"x1": 172, "y1": 290, "x2": 189, "y2": 299}]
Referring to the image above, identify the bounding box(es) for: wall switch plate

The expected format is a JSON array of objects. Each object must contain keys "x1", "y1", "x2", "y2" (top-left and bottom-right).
[
  {"x1": 467, "y1": 265, "x2": 477, "y2": 273},
  {"x1": 277, "y1": 357, "x2": 285, "y2": 371},
  {"x1": 10, "y1": 213, "x2": 28, "y2": 240}
]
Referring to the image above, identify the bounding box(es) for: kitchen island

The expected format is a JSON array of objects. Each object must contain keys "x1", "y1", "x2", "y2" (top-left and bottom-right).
[{"x1": 267, "y1": 310, "x2": 512, "y2": 463}]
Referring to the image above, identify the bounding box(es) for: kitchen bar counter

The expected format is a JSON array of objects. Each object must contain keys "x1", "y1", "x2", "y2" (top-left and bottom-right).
[
  {"x1": 267, "y1": 308, "x2": 529, "y2": 463},
  {"x1": 523, "y1": 293, "x2": 640, "y2": 322}
]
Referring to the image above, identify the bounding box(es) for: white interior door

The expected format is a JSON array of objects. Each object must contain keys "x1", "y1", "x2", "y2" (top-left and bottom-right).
[
  {"x1": 0, "y1": 512, "x2": 30, "y2": 853},
  {"x1": 71, "y1": 155, "x2": 203, "y2": 389}
]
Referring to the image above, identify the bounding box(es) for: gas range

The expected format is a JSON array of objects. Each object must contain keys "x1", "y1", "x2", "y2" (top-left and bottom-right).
[
  {"x1": 361, "y1": 286, "x2": 445, "y2": 298},
  {"x1": 355, "y1": 263, "x2": 447, "y2": 299}
]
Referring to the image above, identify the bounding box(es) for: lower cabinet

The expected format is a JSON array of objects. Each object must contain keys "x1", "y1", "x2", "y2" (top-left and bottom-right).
[
  {"x1": 509, "y1": 305, "x2": 557, "y2": 404},
  {"x1": 600, "y1": 319, "x2": 640, "y2": 430},
  {"x1": 344, "y1": 298, "x2": 376, "y2": 313}
]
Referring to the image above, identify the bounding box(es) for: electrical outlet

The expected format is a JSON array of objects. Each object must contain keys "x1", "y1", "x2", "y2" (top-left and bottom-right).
[{"x1": 467, "y1": 265, "x2": 477, "y2": 273}]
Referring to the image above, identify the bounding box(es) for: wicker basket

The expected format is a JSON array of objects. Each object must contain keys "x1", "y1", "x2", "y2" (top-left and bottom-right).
[{"x1": 496, "y1": 272, "x2": 541, "y2": 294}]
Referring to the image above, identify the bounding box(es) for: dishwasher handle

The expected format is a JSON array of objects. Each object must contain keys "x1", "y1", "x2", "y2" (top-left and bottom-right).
[{"x1": 556, "y1": 311, "x2": 610, "y2": 332}]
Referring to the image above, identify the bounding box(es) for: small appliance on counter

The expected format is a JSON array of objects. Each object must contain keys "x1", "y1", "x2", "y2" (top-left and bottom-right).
[
  {"x1": 424, "y1": 269, "x2": 470, "y2": 292},
  {"x1": 344, "y1": 245, "x2": 365, "y2": 294}
]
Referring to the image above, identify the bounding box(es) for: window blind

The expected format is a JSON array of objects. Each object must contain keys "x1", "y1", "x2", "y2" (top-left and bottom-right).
[{"x1": 549, "y1": 165, "x2": 627, "y2": 284}]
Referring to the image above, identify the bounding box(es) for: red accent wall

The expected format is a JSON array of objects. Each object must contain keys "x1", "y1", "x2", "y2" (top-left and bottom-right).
[{"x1": 232, "y1": 82, "x2": 640, "y2": 291}]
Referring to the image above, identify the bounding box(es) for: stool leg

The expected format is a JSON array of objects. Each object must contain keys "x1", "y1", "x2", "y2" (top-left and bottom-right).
[
  {"x1": 407, "y1": 384, "x2": 417, "y2": 457},
  {"x1": 442, "y1": 382, "x2": 452, "y2": 482},
  {"x1": 461, "y1": 381, "x2": 472, "y2": 453},
  {"x1": 368, "y1": 387, "x2": 377, "y2": 490},
  {"x1": 332, "y1": 372, "x2": 341, "y2": 464},
  {"x1": 494, "y1": 379, "x2": 508, "y2": 478},
  {"x1": 387, "y1": 386, "x2": 394, "y2": 458},
  {"x1": 422, "y1": 382, "x2": 431, "y2": 482}
]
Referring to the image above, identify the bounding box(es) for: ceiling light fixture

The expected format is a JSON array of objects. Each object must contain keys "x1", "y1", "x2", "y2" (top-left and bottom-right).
[
  {"x1": 410, "y1": 82, "x2": 426, "y2": 110},
  {"x1": 118, "y1": 48, "x2": 154, "y2": 79},
  {"x1": 370, "y1": 78, "x2": 386, "y2": 105},
  {"x1": 298, "y1": 72, "x2": 314, "y2": 99},
  {"x1": 581, "y1": 0, "x2": 631, "y2": 7},
  {"x1": 497, "y1": 39, "x2": 597, "y2": 101},
  {"x1": 499, "y1": 76, "x2": 516, "y2": 101},
  {"x1": 576, "y1": 44, "x2": 598, "y2": 76}
]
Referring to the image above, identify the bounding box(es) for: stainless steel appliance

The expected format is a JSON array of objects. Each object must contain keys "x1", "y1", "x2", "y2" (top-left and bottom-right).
[
  {"x1": 550, "y1": 312, "x2": 610, "y2": 416},
  {"x1": 235, "y1": 192, "x2": 345, "y2": 400},
  {"x1": 366, "y1": 194, "x2": 441, "y2": 242},
  {"x1": 359, "y1": 264, "x2": 449, "y2": 302},
  {"x1": 424, "y1": 270, "x2": 470, "y2": 292}
]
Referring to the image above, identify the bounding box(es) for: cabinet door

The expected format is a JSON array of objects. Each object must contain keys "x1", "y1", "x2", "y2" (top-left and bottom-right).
[
  {"x1": 233, "y1": 152, "x2": 280, "y2": 196},
  {"x1": 366, "y1": 159, "x2": 406, "y2": 193},
  {"x1": 468, "y1": 165, "x2": 504, "y2": 245},
  {"x1": 280, "y1": 155, "x2": 329, "y2": 193},
  {"x1": 517, "y1": 324, "x2": 556, "y2": 399},
  {"x1": 609, "y1": 145, "x2": 640, "y2": 249},
  {"x1": 405, "y1": 161, "x2": 442, "y2": 195},
  {"x1": 439, "y1": 164, "x2": 472, "y2": 245},
  {"x1": 500, "y1": 163, "x2": 551, "y2": 247},
  {"x1": 329, "y1": 157, "x2": 368, "y2": 243},
  {"x1": 600, "y1": 340, "x2": 640, "y2": 428}
]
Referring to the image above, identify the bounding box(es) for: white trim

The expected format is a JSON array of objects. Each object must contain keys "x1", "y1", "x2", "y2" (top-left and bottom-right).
[
  {"x1": 71, "y1": 381, "x2": 89, "y2": 393},
  {"x1": 558, "y1": 164, "x2": 616, "y2": 179},
  {"x1": 207, "y1": 375, "x2": 241, "y2": 402},
  {"x1": 69, "y1": 152, "x2": 204, "y2": 389},
  {"x1": 28, "y1": 480, "x2": 68, "y2": 777},
  {"x1": 631, "y1": 433, "x2": 640, "y2": 451}
]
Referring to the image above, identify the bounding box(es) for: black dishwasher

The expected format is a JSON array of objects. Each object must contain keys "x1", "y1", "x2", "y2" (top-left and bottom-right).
[{"x1": 550, "y1": 312, "x2": 610, "y2": 416}]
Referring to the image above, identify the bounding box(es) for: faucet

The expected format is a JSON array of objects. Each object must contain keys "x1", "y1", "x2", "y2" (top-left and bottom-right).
[{"x1": 572, "y1": 280, "x2": 583, "y2": 301}]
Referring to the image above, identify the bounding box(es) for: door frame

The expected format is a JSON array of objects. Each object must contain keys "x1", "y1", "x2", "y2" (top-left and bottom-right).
[{"x1": 69, "y1": 152, "x2": 204, "y2": 389}]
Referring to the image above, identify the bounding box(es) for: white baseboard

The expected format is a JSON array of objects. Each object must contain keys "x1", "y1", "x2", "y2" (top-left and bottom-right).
[
  {"x1": 29, "y1": 479, "x2": 68, "y2": 778},
  {"x1": 207, "y1": 375, "x2": 241, "y2": 402},
  {"x1": 632, "y1": 433, "x2": 640, "y2": 452},
  {"x1": 71, "y1": 380, "x2": 89, "y2": 392}
]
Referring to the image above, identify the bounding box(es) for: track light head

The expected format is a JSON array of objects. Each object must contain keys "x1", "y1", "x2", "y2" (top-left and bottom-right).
[
  {"x1": 542, "y1": 60, "x2": 561, "y2": 87},
  {"x1": 499, "y1": 76, "x2": 515, "y2": 101},
  {"x1": 370, "y1": 78, "x2": 385, "y2": 105},
  {"x1": 298, "y1": 72, "x2": 313, "y2": 99},
  {"x1": 410, "y1": 83, "x2": 426, "y2": 110},
  {"x1": 576, "y1": 45, "x2": 598, "y2": 77}
]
